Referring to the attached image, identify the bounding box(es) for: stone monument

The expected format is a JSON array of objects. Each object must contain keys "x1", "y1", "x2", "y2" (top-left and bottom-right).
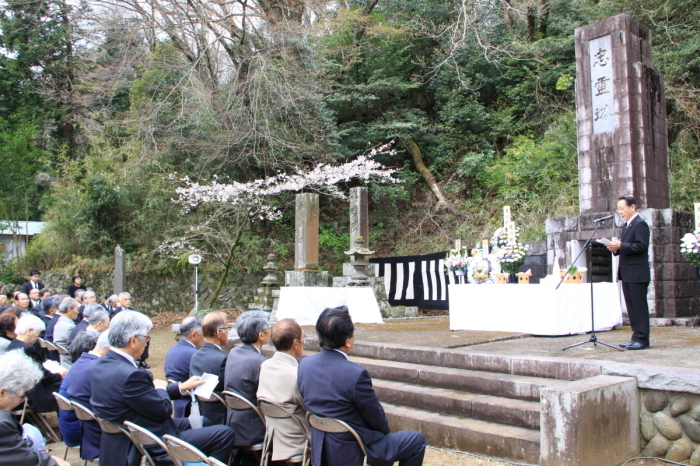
[
  {"x1": 547, "y1": 14, "x2": 696, "y2": 318},
  {"x1": 114, "y1": 245, "x2": 125, "y2": 294},
  {"x1": 285, "y1": 193, "x2": 329, "y2": 287}
]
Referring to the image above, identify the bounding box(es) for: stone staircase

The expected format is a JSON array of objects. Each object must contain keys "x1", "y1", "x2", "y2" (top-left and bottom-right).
[{"x1": 295, "y1": 340, "x2": 619, "y2": 465}]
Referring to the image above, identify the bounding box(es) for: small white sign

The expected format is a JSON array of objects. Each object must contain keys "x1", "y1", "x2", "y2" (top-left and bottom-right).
[{"x1": 503, "y1": 206, "x2": 511, "y2": 226}]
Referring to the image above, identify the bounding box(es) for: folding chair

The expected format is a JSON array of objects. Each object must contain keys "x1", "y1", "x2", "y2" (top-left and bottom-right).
[
  {"x1": 162, "y1": 434, "x2": 213, "y2": 466},
  {"x1": 307, "y1": 413, "x2": 368, "y2": 466},
  {"x1": 94, "y1": 414, "x2": 154, "y2": 464},
  {"x1": 54, "y1": 343, "x2": 71, "y2": 356},
  {"x1": 13, "y1": 398, "x2": 61, "y2": 443},
  {"x1": 37, "y1": 338, "x2": 50, "y2": 349},
  {"x1": 258, "y1": 398, "x2": 309, "y2": 466},
  {"x1": 222, "y1": 390, "x2": 265, "y2": 455},
  {"x1": 124, "y1": 421, "x2": 171, "y2": 466},
  {"x1": 195, "y1": 391, "x2": 226, "y2": 410},
  {"x1": 207, "y1": 457, "x2": 227, "y2": 466},
  {"x1": 52, "y1": 392, "x2": 83, "y2": 463}
]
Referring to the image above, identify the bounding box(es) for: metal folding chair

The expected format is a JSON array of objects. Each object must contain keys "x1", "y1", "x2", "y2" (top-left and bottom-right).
[
  {"x1": 13, "y1": 398, "x2": 61, "y2": 443},
  {"x1": 54, "y1": 343, "x2": 70, "y2": 356},
  {"x1": 258, "y1": 397, "x2": 309, "y2": 466},
  {"x1": 124, "y1": 421, "x2": 171, "y2": 466},
  {"x1": 52, "y1": 392, "x2": 83, "y2": 463},
  {"x1": 222, "y1": 390, "x2": 264, "y2": 459},
  {"x1": 162, "y1": 434, "x2": 214, "y2": 465},
  {"x1": 306, "y1": 413, "x2": 368, "y2": 466}
]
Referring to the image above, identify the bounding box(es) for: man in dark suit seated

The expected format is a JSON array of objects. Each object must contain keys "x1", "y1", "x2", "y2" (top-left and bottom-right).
[
  {"x1": 90, "y1": 311, "x2": 235, "y2": 466},
  {"x1": 165, "y1": 316, "x2": 203, "y2": 417},
  {"x1": 68, "y1": 304, "x2": 109, "y2": 345},
  {"x1": 190, "y1": 312, "x2": 228, "y2": 424},
  {"x1": 298, "y1": 306, "x2": 426, "y2": 466},
  {"x1": 225, "y1": 310, "x2": 270, "y2": 466}
]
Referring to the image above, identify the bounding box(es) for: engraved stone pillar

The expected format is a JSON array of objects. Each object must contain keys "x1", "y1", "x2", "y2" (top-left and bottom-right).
[
  {"x1": 576, "y1": 14, "x2": 670, "y2": 214},
  {"x1": 294, "y1": 193, "x2": 320, "y2": 271},
  {"x1": 349, "y1": 187, "x2": 369, "y2": 250},
  {"x1": 113, "y1": 246, "x2": 125, "y2": 294}
]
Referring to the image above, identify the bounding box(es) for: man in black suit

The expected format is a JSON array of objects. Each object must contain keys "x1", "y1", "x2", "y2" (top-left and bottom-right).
[
  {"x1": 21, "y1": 269, "x2": 44, "y2": 295},
  {"x1": 90, "y1": 311, "x2": 235, "y2": 466},
  {"x1": 298, "y1": 306, "x2": 426, "y2": 466},
  {"x1": 165, "y1": 316, "x2": 203, "y2": 417},
  {"x1": 224, "y1": 310, "x2": 270, "y2": 466},
  {"x1": 606, "y1": 195, "x2": 651, "y2": 350},
  {"x1": 189, "y1": 312, "x2": 228, "y2": 425}
]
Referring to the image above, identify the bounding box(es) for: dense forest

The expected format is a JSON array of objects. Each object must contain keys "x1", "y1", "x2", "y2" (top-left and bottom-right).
[{"x1": 0, "y1": 0, "x2": 698, "y2": 281}]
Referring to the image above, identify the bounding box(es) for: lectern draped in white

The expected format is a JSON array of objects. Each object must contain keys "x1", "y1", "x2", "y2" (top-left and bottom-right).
[
  {"x1": 449, "y1": 283, "x2": 623, "y2": 335},
  {"x1": 276, "y1": 287, "x2": 383, "y2": 326}
]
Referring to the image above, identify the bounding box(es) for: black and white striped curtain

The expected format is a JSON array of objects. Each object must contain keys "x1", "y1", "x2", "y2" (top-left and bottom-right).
[{"x1": 370, "y1": 251, "x2": 461, "y2": 310}]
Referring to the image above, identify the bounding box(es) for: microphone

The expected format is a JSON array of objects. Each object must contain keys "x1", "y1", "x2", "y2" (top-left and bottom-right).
[{"x1": 593, "y1": 214, "x2": 615, "y2": 223}]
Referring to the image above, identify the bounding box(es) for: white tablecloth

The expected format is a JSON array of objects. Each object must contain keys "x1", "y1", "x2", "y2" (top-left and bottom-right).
[
  {"x1": 276, "y1": 287, "x2": 383, "y2": 326},
  {"x1": 449, "y1": 283, "x2": 623, "y2": 335}
]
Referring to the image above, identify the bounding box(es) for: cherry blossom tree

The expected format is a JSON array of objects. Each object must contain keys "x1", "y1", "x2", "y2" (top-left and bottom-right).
[{"x1": 157, "y1": 142, "x2": 399, "y2": 308}]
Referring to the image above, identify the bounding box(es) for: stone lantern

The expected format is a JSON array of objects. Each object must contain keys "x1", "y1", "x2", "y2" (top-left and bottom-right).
[{"x1": 344, "y1": 236, "x2": 374, "y2": 286}]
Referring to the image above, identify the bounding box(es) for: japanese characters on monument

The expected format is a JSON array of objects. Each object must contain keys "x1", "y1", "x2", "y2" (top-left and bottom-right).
[
  {"x1": 503, "y1": 206, "x2": 511, "y2": 227},
  {"x1": 589, "y1": 34, "x2": 616, "y2": 134},
  {"x1": 507, "y1": 221, "x2": 516, "y2": 246}
]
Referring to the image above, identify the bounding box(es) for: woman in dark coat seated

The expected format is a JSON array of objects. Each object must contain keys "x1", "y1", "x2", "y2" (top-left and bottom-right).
[
  {"x1": 6, "y1": 315, "x2": 66, "y2": 413},
  {"x1": 0, "y1": 349, "x2": 70, "y2": 465},
  {"x1": 0, "y1": 312, "x2": 18, "y2": 354}
]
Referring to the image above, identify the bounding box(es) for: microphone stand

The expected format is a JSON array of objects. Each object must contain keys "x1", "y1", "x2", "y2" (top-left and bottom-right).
[{"x1": 561, "y1": 218, "x2": 623, "y2": 351}]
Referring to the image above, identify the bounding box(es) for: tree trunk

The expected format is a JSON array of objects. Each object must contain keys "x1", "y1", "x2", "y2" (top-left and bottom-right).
[
  {"x1": 205, "y1": 223, "x2": 246, "y2": 309},
  {"x1": 401, "y1": 137, "x2": 449, "y2": 211}
]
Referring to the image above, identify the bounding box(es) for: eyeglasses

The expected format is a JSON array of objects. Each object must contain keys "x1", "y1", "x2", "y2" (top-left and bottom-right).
[
  {"x1": 138, "y1": 335, "x2": 151, "y2": 344},
  {"x1": 217, "y1": 327, "x2": 229, "y2": 332}
]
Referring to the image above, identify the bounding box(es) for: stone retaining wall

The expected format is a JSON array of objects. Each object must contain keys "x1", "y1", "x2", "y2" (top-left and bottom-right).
[{"x1": 640, "y1": 390, "x2": 700, "y2": 464}]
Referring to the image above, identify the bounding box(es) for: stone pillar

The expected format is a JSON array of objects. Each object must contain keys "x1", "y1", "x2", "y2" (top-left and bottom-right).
[
  {"x1": 294, "y1": 193, "x2": 320, "y2": 271},
  {"x1": 576, "y1": 14, "x2": 670, "y2": 214},
  {"x1": 286, "y1": 193, "x2": 328, "y2": 287},
  {"x1": 113, "y1": 246, "x2": 125, "y2": 294},
  {"x1": 540, "y1": 375, "x2": 639, "y2": 466},
  {"x1": 349, "y1": 187, "x2": 369, "y2": 250}
]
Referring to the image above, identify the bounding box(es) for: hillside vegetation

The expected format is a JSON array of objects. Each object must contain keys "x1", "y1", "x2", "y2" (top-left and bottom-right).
[{"x1": 1, "y1": 0, "x2": 698, "y2": 282}]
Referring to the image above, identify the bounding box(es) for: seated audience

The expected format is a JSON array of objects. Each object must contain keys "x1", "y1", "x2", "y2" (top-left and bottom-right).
[
  {"x1": 66, "y1": 330, "x2": 110, "y2": 461},
  {"x1": 101, "y1": 294, "x2": 120, "y2": 317},
  {"x1": 7, "y1": 315, "x2": 66, "y2": 413},
  {"x1": 225, "y1": 310, "x2": 270, "y2": 466},
  {"x1": 190, "y1": 312, "x2": 228, "y2": 424},
  {"x1": 69, "y1": 304, "x2": 109, "y2": 344},
  {"x1": 58, "y1": 331, "x2": 100, "y2": 449},
  {"x1": 90, "y1": 311, "x2": 235, "y2": 466},
  {"x1": 40, "y1": 296, "x2": 57, "y2": 328},
  {"x1": 67, "y1": 275, "x2": 86, "y2": 299},
  {"x1": 0, "y1": 293, "x2": 8, "y2": 312},
  {"x1": 298, "y1": 306, "x2": 426, "y2": 466},
  {"x1": 0, "y1": 349, "x2": 70, "y2": 466},
  {"x1": 257, "y1": 318, "x2": 309, "y2": 463},
  {"x1": 28, "y1": 289, "x2": 42, "y2": 315},
  {"x1": 0, "y1": 313, "x2": 18, "y2": 355},
  {"x1": 53, "y1": 298, "x2": 80, "y2": 368},
  {"x1": 165, "y1": 316, "x2": 203, "y2": 417}
]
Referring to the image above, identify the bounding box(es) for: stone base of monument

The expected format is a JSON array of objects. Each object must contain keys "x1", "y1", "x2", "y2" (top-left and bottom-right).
[
  {"x1": 332, "y1": 263, "x2": 419, "y2": 319},
  {"x1": 284, "y1": 270, "x2": 329, "y2": 287},
  {"x1": 547, "y1": 209, "x2": 698, "y2": 319}
]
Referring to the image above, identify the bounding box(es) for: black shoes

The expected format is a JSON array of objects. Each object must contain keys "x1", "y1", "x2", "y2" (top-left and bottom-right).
[
  {"x1": 139, "y1": 361, "x2": 150, "y2": 369},
  {"x1": 619, "y1": 341, "x2": 649, "y2": 350}
]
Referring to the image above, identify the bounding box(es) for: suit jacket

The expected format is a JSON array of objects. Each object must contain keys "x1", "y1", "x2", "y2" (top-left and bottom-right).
[
  {"x1": 6, "y1": 339, "x2": 62, "y2": 413},
  {"x1": 614, "y1": 215, "x2": 651, "y2": 283},
  {"x1": 66, "y1": 352, "x2": 101, "y2": 460},
  {"x1": 189, "y1": 342, "x2": 227, "y2": 425},
  {"x1": 90, "y1": 349, "x2": 183, "y2": 466},
  {"x1": 0, "y1": 409, "x2": 57, "y2": 466},
  {"x1": 165, "y1": 339, "x2": 198, "y2": 382},
  {"x1": 53, "y1": 316, "x2": 76, "y2": 368},
  {"x1": 21, "y1": 281, "x2": 44, "y2": 294},
  {"x1": 298, "y1": 349, "x2": 390, "y2": 466},
  {"x1": 224, "y1": 343, "x2": 267, "y2": 446},
  {"x1": 68, "y1": 320, "x2": 89, "y2": 345},
  {"x1": 44, "y1": 315, "x2": 60, "y2": 342},
  {"x1": 257, "y1": 352, "x2": 309, "y2": 460}
]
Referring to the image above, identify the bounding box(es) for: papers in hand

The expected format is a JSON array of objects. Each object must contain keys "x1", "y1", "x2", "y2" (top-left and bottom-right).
[
  {"x1": 596, "y1": 238, "x2": 613, "y2": 245},
  {"x1": 193, "y1": 373, "x2": 219, "y2": 399},
  {"x1": 43, "y1": 360, "x2": 64, "y2": 374}
]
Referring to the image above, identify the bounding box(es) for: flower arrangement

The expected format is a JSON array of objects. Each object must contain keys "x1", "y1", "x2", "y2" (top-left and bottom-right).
[
  {"x1": 468, "y1": 258, "x2": 492, "y2": 284},
  {"x1": 444, "y1": 248, "x2": 472, "y2": 275},
  {"x1": 491, "y1": 227, "x2": 528, "y2": 274},
  {"x1": 680, "y1": 231, "x2": 700, "y2": 267}
]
